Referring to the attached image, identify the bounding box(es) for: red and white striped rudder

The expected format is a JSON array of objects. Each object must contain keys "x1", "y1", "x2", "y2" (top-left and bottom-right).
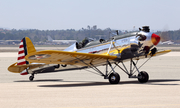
[{"x1": 17, "y1": 37, "x2": 29, "y2": 75}]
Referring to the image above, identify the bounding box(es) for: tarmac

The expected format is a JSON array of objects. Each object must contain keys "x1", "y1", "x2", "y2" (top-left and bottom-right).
[{"x1": 0, "y1": 52, "x2": 180, "y2": 108}]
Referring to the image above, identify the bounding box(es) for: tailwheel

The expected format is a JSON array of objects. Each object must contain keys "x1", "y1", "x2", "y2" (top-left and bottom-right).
[
  {"x1": 138, "y1": 71, "x2": 149, "y2": 83},
  {"x1": 109, "y1": 72, "x2": 120, "y2": 84},
  {"x1": 29, "y1": 76, "x2": 34, "y2": 81}
]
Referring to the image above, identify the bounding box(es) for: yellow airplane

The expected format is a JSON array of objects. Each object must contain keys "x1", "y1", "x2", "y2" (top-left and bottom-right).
[{"x1": 8, "y1": 26, "x2": 171, "y2": 84}]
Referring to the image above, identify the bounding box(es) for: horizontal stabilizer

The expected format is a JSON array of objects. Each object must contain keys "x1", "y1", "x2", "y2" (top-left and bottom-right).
[{"x1": 8, "y1": 62, "x2": 45, "y2": 73}]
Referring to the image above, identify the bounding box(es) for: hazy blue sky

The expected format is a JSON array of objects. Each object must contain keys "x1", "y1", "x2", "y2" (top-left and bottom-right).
[{"x1": 0, "y1": 0, "x2": 180, "y2": 30}]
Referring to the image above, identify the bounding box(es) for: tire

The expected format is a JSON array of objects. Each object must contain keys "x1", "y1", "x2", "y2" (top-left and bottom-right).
[
  {"x1": 138, "y1": 71, "x2": 149, "y2": 83},
  {"x1": 109, "y1": 72, "x2": 120, "y2": 84},
  {"x1": 29, "y1": 76, "x2": 34, "y2": 81}
]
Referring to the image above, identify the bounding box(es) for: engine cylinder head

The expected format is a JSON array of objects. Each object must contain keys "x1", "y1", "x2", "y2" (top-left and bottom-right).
[{"x1": 142, "y1": 26, "x2": 150, "y2": 32}]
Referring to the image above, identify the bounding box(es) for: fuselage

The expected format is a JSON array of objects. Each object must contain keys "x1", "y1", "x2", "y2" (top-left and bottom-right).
[{"x1": 64, "y1": 31, "x2": 160, "y2": 58}]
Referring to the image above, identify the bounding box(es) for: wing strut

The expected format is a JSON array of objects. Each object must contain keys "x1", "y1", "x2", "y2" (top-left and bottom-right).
[
  {"x1": 107, "y1": 61, "x2": 116, "y2": 74},
  {"x1": 74, "y1": 56, "x2": 118, "y2": 79},
  {"x1": 74, "y1": 57, "x2": 105, "y2": 76},
  {"x1": 107, "y1": 40, "x2": 114, "y2": 55}
]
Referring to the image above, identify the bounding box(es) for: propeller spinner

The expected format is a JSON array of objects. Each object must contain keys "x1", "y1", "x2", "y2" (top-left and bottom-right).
[{"x1": 151, "y1": 33, "x2": 161, "y2": 45}]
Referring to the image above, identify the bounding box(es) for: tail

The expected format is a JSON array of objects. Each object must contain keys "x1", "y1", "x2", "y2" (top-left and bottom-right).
[
  {"x1": 8, "y1": 37, "x2": 36, "y2": 75},
  {"x1": 17, "y1": 37, "x2": 36, "y2": 65},
  {"x1": 47, "y1": 36, "x2": 53, "y2": 42}
]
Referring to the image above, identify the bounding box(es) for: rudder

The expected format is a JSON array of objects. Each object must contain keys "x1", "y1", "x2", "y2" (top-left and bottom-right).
[{"x1": 17, "y1": 37, "x2": 36, "y2": 75}]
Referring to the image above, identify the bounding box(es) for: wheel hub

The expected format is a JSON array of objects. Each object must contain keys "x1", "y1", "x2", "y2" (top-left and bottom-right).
[{"x1": 111, "y1": 76, "x2": 116, "y2": 81}]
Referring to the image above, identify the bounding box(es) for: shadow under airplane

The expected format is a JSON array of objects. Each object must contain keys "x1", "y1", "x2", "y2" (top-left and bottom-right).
[
  {"x1": 14, "y1": 79, "x2": 63, "y2": 82},
  {"x1": 37, "y1": 79, "x2": 180, "y2": 88}
]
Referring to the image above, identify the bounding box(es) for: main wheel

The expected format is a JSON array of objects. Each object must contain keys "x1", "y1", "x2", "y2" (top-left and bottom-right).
[
  {"x1": 29, "y1": 76, "x2": 34, "y2": 81},
  {"x1": 109, "y1": 72, "x2": 120, "y2": 84},
  {"x1": 138, "y1": 71, "x2": 149, "y2": 83}
]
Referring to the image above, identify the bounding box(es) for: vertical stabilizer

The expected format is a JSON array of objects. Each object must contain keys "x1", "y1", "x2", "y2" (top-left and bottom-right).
[
  {"x1": 48, "y1": 36, "x2": 53, "y2": 42},
  {"x1": 25, "y1": 37, "x2": 36, "y2": 54},
  {"x1": 17, "y1": 37, "x2": 36, "y2": 75}
]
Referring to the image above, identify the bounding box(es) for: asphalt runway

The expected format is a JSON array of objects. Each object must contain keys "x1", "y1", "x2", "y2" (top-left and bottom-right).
[{"x1": 0, "y1": 52, "x2": 180, "y2": 108}]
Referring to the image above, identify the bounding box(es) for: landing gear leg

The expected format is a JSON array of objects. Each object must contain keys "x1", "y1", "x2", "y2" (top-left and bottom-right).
[
  {"x1": 76, "y1": 57, "x2": 120, "y2": 84},
  {"x1": 107, "y1": 61, "x2": 120, "y2": 84},
  {"x1": 115, "y1": 59, "x2": 149, "y2": 83},
  {"x1": 131, "y1": 60, "x2": 149, "y2": 83},
  {"x1": 29, "y1": 74, "x2": 34, "y2": 81}
]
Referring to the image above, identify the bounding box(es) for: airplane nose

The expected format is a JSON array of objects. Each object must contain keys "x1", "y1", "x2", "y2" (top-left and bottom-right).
[{"x1": 151, "y1": 33, "x2": 160, "y2": 45}]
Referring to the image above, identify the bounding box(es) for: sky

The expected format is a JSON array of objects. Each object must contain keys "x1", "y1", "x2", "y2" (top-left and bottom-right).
[{"x1": 0, "y1": 0, "x2": 180, "y2": 31}]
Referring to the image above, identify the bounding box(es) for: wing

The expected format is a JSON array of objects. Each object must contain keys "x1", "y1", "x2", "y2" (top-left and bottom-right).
[
  {"x1": 10, "y1": 49, "x2": 170, "y2": 73},
  {"x1": 133, "y1": 50, "x2": 171, "y2": 60},
  {"x1": 25, "y1": 50, "x2": 117, "y2": 67},
  {"x1": 25, "y1": 48, "x2": 171, "y2": 66},
  {"x1": 151, "y1": 50, "x2": 171, "y2": 56}
]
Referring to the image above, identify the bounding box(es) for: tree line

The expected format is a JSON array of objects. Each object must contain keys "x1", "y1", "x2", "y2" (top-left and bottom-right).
[
  {"x1": 0, "y1": 26, "x2": 180, "y2": 43},
  {"x1": 0, "y1": 26, "x2": 112, "y2": 42},
  {"x1": 156, "y1": 30, "x2": 180, "y2": 43}
]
